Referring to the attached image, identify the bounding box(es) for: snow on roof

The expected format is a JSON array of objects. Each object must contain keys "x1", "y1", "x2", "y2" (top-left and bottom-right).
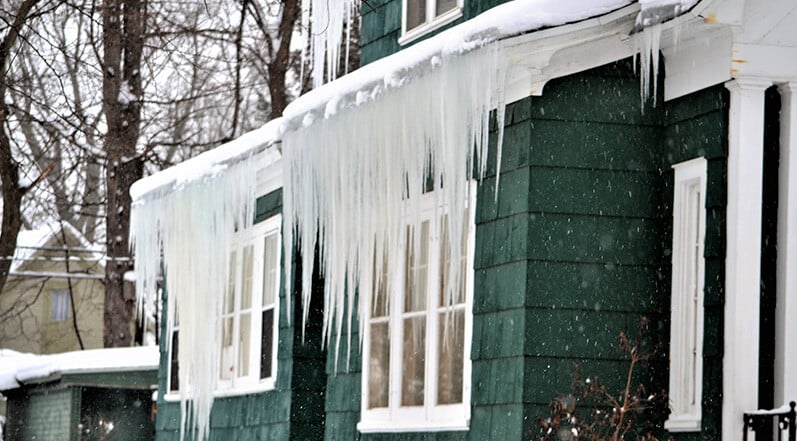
[
  {"x1": 0, "y1": 346, "x2": 158, "y2": 391},
  {"x1": 130, "y1": 118, "x2": 283, "y2": 203},
  {"x1": 11, "y1": 221, "x2": 103, "y2": 272},
  {"x1": 283, "y1": 0, "x2": 703, "y2": 132}
]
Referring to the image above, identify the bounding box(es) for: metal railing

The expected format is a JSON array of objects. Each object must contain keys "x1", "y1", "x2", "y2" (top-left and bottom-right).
[{"x1": 743, "y1": 402, "x2": 797, "y2": 441}]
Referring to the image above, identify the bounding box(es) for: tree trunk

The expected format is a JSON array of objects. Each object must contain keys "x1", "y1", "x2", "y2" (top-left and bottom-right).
[
  {"x1": 102, "y1": 0, "x2": 145, "y2": 347},
  {"x1": 0, "y1": 0, "x2": 40, "y2": 296}
]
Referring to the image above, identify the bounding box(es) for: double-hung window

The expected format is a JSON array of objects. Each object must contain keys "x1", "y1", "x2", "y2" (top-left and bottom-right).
[
  {"x1": 166, "y1": 214, "x2": 281, "y2": 395},
  {"x1": 359, "y1": 189, "x2": 474, "y2": 432},
  {"x1": 664, "y1": 158, "x2": 706, "y2": 432},
  {"x1": 399, "y1": 0, "x2": 462, "y2": 45},
  {"x1": 51, "y1": 290, "x2": 70, "y2": 322}
]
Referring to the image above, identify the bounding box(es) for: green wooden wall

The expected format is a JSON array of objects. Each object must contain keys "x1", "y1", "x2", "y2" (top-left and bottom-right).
[
  {"x1": 5, "y1": 386, "x2": 79, "y2": 441},
  {"x1": 321, "y1": 60, "x2": 728, "y2": 440},
  {"x1": 155, "y1": 188, "x2": 328, "y2": 441}
]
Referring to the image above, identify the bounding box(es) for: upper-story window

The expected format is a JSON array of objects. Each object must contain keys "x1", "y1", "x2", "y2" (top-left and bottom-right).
[
  {"x1": 400, "y1": 0, "x2": 463, "y2": 45},
  {"x1": 51, "y1": 290, "x2": 70, "y2": 321},
  {"x1": 359, "y1": 188, "x2": 474, "y2": 432},
  {"x1": 167, "y1": 214, "x2": 281, "y2": 396}
]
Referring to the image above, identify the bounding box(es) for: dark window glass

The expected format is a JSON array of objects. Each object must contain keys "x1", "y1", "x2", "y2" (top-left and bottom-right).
[
  {"x1": 170, "y1": 330, "x2": 179, "y2": 392},
  {"x1": 406, "y1": 0, "x2": 426, "y2": 30},
  {"x1": 260, "y1": 309, "x2": 274, "y2": 379}
]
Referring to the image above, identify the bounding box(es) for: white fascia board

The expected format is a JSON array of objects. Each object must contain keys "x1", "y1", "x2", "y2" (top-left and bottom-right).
[
  {"x1": 662, "y1": 23, "x2": 733, "y2": 100},
  {"x1": 501, "y1": 4, "x2": 639, "y2": 104}
]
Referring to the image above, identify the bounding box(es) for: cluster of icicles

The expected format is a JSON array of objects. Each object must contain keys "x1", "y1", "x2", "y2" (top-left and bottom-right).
[
  {"x1": 131, "y1": 159, "x2": 256, "y2": 441},
  {"x1": 129, "y1": 21, "x2": 669, "y2": 441},
  {"x1": 282, "y1": 44, "x2": 508, "y2": 368}
]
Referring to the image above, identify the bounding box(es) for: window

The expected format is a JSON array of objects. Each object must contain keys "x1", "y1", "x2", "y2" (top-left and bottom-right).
[
  {"x1": 51, "y1": 290, "x2": 70, "y2": 321},
  {"x1": 359, "y1": 189, "x2": 473, "y2": 432},
  {"x1": 664, "y1": 158, "x2": 706, "y2": 432},
  {"x1": 166, "y1": 215, "x2": 281, "y2": 396},
  {"x1": 399, "y1": 0, "x2": 462, "y2": 45}
]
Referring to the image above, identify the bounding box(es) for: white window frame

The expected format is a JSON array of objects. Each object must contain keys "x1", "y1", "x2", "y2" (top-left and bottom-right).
[
  {"x1": 50, "y1": 290, "x2": 70, "y2": 321},
  {"x1": 165, "y1": 214, "x2": 281, "y2": 399},
  {"x1": 664, "y1": 157, "x2": 707, "y2": 432},
  {"x1": 398, "y1": 0, "x2": 463, "y2": 46},
  {"x1": 358, "y1": 187, "x2": 474, "y2": 433}
]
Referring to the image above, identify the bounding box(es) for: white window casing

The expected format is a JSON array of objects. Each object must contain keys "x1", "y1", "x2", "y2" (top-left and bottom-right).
[
  {"x1": 165, "y1": 214, "x2": 282, "y2": 399},
  {"x1": 358, "y1": 187, "x2": 474, "y2": 433},
  {"x1": 665, "y1": 157, "x2": 707, "y2": 432},
  {"x1": 398, "y1": 0, "x2": 463, "y2": 46}
]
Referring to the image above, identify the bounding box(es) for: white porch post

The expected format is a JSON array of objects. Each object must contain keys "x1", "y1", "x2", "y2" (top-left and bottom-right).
[
  {"x1": 775, "y1": 81, "x2": 797, "y2": 408},
  {"x1": 723, "y1": 77, "x2": 771, "y2": 441}
]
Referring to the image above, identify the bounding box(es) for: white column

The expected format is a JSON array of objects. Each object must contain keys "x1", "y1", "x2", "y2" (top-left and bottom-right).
[
  {"x1": 723, "y1": 77, "x2": 771, "y2": 441},
  {"x1": 775, "y1": 81, "x2": 797, "y2": 408}
]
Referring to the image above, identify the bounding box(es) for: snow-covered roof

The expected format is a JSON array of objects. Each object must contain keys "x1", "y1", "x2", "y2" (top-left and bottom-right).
[
  {"x1": 282, "y1": 0, "x2": 698, "y2": 133},
  {"x1": 11, "y1": 222, "x2": 103, "y2": 273},
  {"x1": 130, "y1": 118, "x2": 283, "y2": 203},
  {"x1": 0, "y1": 346, "x2": 159, "y2": 391}
]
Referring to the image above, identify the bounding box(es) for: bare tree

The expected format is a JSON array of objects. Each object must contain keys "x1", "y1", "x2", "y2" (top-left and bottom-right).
[
  {"x1": 0, "y1": 0, "x2": 43, "y2": 296},
  {"x1": 101, "y1": 0, "x2": 145, "y2": 347}
]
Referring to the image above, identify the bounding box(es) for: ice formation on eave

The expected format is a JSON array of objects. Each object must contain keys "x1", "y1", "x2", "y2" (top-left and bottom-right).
[
  {"x1": 297, "y1": 0, "x2": 635, "y2": 91},
  {"x1": 130, "y1": 119, "x2": 282, "y2": 441},
  {"x1": 635, "y1": 0, "x2": 700, "y2": 104},
  {"x1": 282, "y1": 45, "x2": 508, "y2": 365}
]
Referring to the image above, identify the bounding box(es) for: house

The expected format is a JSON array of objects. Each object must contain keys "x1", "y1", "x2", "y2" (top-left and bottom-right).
[
  {"x1": 0, "y1": 222, "x2": 105, "y2": 355},
  {"x1": 0, "y1": 346, "x2": 158, "y2": 441},
  {"x1": 131, "y1": 0, "x2": 797, "y2": 439}
]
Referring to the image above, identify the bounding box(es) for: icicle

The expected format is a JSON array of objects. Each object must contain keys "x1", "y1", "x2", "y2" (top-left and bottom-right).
[
  {"x1": 636, "y1": 23, "x2": 662, "y2": 108},
  {"x1": 131, "y1": 159, "x2": 257, "y2": 441},
  {"x1": 282, "y1": 44, "x2": 507, "y2": 368},
  {"x1": 302, "y1": 0, "x2": 357, "y2": 89}
]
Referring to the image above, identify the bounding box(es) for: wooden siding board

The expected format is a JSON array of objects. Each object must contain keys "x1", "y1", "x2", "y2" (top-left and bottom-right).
[
  {"x1": 472, "y1": 261, "x2": 527, "y2": 314},
  {"x1": 525, "y1": 261, "x2": 666, "y2": 312},
  {"x1": 526, "y1": 213, "x2": 665, "y2": 265}
]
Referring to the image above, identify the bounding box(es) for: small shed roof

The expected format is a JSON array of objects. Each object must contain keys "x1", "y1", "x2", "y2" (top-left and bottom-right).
[{"x1": 0, "y1": 346, "x2": 158, "y2": 391}]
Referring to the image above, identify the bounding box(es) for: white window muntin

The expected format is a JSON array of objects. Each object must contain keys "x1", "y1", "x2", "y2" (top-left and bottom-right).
[
  {"x1": 217, "y1": 215, "x2": 281, "y2": 394},
  {"x1": 165, "y1": 214, "x2": 281, "y2": 399},
  {"x1": 665, "y1": 157, "x2": 707, "y2": 432},
  {"x1": 359, "y1": 187, "x2": 474, "y2": 433},
  {"x1": 398, "y1": 0, "x2": 463, "y2": 46}
]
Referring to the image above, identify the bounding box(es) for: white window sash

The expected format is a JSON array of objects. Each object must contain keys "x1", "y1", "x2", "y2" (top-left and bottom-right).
[
  {"x1": 360, "y1": 186, "x2": 474, "y2": 432},
  {"x1": 665, "y1": 157, "x2": 707, "y2": 432},
  {"x1": 398, "y1": 0, "x2": 463, "y2": 46}
]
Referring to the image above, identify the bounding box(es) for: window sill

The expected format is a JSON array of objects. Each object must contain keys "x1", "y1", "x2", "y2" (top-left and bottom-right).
[
  {"x1": 664, "y1": 414, "x2": 701, "y2": 432},
  {"x1": 357, "y1": 418, "x2": 469, "y2": 433},
  {"x1": 398, "y1": 8, "x2": 462, "y2": 46},
  {"x1": 161, "y1": 379, "x2": 276, "y2": 402}
]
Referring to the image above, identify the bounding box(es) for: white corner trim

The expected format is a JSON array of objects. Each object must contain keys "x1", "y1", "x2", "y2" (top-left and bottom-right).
[
  {"x1": 775, "y1": 80, "x2": 797, "y2": 408},
  {"x1": 722, "y1": 76, "x2": 771, "y2": 441}
]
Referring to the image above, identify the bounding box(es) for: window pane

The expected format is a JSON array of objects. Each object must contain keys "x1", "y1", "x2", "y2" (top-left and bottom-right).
[
  {"x1": 241, "y1": 245, "x2": 254, "y2": 310},
  {"x1": 435, "y1": 0, "x2": 456, "y2": 16},
  {"x1": 225, "y1": 252, "x2": 237, "y2": 314},
  {"x1": 401, "y1": 316, "x2": 426, "y2": 406},
  {"x1": 372, "y1": 254, "x2": 389, "y2": 317},
  {"x1": 437, "y1": 310, "x2": 464, "y2": 404},
  {"x1": 439, "y1": 214, "x2": 468, "y2": 306},
  {"x1": 405, "y1": 222, "x2": 429, "y2": 312},
  {"x1": 220, "y1": 317, "x2": 234, "y2": 380},
  {"x1": 368, "y1": 322, "x2": 390, "y2": 408},
  {"x1": 170, "y1": 330, "x2": 179, "y2": 392},
  {"x1": 239, "y1": 313, "x2": 251, "y2": 377},
  {"x1": 260, "y1": 309, "x2": 274, "y2": 379},
  {"x1": 263, "y1": 234, "x2": 278, "y2": 306},
  {"x1": 406, "y1": 0, "x2": 426, "y2": 30},
  {"x1": 51, "y1": 290, "x2": 70, "y2": 321}
]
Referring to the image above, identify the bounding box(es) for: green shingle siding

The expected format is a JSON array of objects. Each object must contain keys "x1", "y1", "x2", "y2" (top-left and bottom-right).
[
  {"x1": 5, "y1": 387, "x2": 76, "y2": 441},
  {"x1": 319, "y1": 60, "x2": 728, "y2": 440}
]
